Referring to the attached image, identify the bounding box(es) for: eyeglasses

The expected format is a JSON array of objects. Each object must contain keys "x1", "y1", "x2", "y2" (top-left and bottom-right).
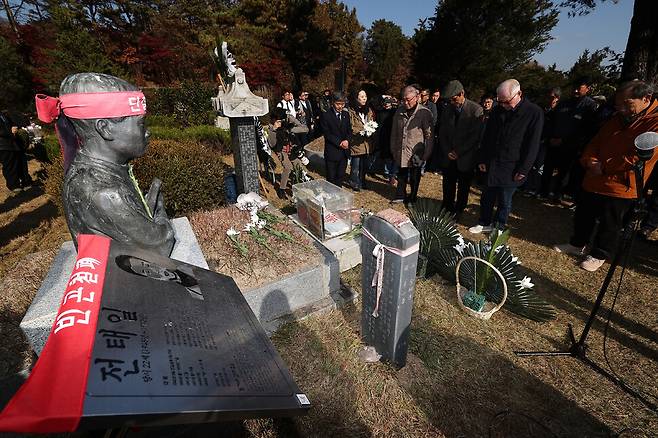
[
  {"x1": 403, "y1": 96, "x2": 418, "y2": 103},
  {"x1": 498, "y1": 91, "x2": 520, "y2": 105}
]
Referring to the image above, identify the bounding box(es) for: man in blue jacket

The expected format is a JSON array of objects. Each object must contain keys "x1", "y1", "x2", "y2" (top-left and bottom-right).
[{"x1": 469, "y1": 79, "x2": 544, "y2": 234}]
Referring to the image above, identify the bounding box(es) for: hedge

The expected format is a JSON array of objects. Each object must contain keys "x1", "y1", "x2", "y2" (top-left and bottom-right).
[
  {"x1": 43, "y1": 139, "x2": 228, "y2": 218},
  {"x1": 148, "y1": 125, "x2": 231, "y2": 154},
  {"x1": 132, "y1": 139, "x2": 228, "y2": 217},
  {"x1": 143, "y1": 81, "x2": 217, "y2": 127}
]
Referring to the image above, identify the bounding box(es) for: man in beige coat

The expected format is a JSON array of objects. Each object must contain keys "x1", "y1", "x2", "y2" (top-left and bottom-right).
[{"x1": 390, "y1": 86, "x2": 434, "y2": 204}]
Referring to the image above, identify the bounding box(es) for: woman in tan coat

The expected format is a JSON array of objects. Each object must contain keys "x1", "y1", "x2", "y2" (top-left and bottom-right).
[{"x1": 348, "y1": 90, "x2": 376, "y2": 191}]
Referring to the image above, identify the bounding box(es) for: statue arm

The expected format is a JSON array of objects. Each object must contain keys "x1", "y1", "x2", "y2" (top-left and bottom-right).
[{"x1": 94, "y1": 188, "x2": 175, "y2": 256}]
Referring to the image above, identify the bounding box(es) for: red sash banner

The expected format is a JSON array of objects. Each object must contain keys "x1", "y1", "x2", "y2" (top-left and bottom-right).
[{"x1": 0, "y1": 234, "x2": 110, "y2": 433}]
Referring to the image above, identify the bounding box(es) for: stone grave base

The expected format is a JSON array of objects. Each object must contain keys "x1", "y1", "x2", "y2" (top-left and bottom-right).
[
  {"x1": 20, "y1": 217, "x2": 208, "y2": 355},
  {"x1": 289, "y1": 214, "x2": 362, "y2": 273},
  {"x1": 242, "y1": 237, "x2": 342, "y2": 334}
]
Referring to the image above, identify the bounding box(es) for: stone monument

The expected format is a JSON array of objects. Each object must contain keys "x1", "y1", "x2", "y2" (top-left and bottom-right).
[
  {"x1": 360, "y1": 209, "x2": 420, "y2": 368},
  {"x1": 36, "y1": 72, "x2": 175, "y2": 256},
  {"x1": 25, "y1": 73, "x2": 209, "y2": 354},
  {"x1": 212, "y1": 42, "x2": 268, "y2": 194}
]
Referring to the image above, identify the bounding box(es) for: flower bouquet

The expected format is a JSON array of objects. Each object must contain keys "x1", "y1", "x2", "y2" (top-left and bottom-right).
[{"x1": 359, "y1": 120, "x2": 378, "y2": 137}]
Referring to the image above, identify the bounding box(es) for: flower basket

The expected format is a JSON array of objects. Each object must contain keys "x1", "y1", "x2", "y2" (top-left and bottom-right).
[{"x1": 456, "y1": 256, "x2": 507, "y2": 320}]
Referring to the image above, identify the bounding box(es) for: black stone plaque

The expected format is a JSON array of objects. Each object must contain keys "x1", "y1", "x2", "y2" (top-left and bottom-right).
[
  {"x1": 361, "y1": 211, "x2": 419, "y2": 368},
  {"x1": 79, "y1": 241, "x2": 309, "y2": 429},
  {"x1": 230, "y1": 117, "x2": 261, "y2": 195}
]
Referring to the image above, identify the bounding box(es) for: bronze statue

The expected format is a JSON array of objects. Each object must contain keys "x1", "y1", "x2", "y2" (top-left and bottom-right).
[{"x1": 37, "y1": 73, "x2": 175, "y2": 256}]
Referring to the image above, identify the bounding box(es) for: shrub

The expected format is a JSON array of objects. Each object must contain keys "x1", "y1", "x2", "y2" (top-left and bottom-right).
[
  {"x1": 43, "y1": 135, "x2": 61, "y2": 162},
  {"x1": 144, "y1": 81, "x2": 217, "y2": 127},
  {"x1": 146, "y1": 114, "x2": 180, "y2": 128},
  {"x1": 43, "y1": 139, "x2": 228, "y2": 218},
  {"x1": 148, "y1": 125, "x2": 231, "y2": 154},
  {"x1": 132, "y1": 139, "x2": 228, "y2": 217},
  {"x1": 43, "y1": 157, "x2": 64, "y2": 215}
]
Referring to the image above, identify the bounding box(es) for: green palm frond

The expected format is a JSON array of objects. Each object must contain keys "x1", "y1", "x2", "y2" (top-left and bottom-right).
[
  {"x1": 456, "y1": 231, "x2": 556, "y2": 322},
  {"x1": 408, "y1": 200, "x2": 556, "y2": 322},
  {"x1": 408, "y1": 198, "x2": 461, "y2": 256}
]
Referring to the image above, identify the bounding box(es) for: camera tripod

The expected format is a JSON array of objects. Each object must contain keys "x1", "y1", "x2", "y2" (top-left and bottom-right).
[{"x1": 514, "y1": 158, "x2": 657, "y2": 412}]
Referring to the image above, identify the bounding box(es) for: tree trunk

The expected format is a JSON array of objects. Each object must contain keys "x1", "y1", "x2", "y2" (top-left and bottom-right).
[{"x1": 621, "y1": 0, "x2": 658, "y2": 83}]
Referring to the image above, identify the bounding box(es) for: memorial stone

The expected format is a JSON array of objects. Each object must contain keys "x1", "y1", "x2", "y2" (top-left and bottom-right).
[
  {"x1": 360, "y1": 209, "x2": 420, "y2": 368},
  {"x1": 212, "y1": 42, "x2": 268, "y2": 195},
  {"x1": 10, "y1": 237, "x2": 310, "y2": 431},
  {"x1": 81, "y1": 241, "x2": 310, "y2": 428},
  {"x1": 230, "y1": 117, "x2": 261, "y2": 194}
]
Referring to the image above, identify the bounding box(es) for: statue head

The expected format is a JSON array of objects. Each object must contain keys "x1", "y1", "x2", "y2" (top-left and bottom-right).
[{"x1": 59, "y1": 73, "x2": 149, "y2": 165}]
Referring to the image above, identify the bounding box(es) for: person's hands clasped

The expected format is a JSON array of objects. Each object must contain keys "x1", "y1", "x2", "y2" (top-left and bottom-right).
[
  {"x1": 339, "y1": 140, "x2": 349, "y2": 150},
  {"x1": 448, "y1": 150, "x2": 458, "y2": 160},
  {"x1": 513, "y1": 173, "x2": 526, "y2": 182},
  {"x1": 478, "y1": 163, "x2": 487, "y2": 172}
]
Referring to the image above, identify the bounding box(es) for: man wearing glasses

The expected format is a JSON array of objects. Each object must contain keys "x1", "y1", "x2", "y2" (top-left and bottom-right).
[
  {"x1": 469, "y1": 79, "x2": 543, "y2": 234},
  {"x1": 390, "y1": 86, "x2": 434, "y2": 204}
]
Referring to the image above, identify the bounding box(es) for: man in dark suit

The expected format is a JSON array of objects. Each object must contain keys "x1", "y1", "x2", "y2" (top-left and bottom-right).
[
  {"x1": 469, "y1": 79, "x2": 543, "y2": 234},
  {"x1": 320, "y1": 92, "x2": 351, "y2": 187},
  {"x1": 438, "y1": 80, "x2": 484, "y2": 220}
]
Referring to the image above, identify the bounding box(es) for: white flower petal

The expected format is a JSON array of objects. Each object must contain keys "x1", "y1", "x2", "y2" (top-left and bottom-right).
[{"x1": 519, "y1": 276, "x2": 534, "y2": 289}]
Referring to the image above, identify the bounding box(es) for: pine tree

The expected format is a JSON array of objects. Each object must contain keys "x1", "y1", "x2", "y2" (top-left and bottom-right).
[{"x1": 413, "y1": 0, "x2": 558, "y2": 91}]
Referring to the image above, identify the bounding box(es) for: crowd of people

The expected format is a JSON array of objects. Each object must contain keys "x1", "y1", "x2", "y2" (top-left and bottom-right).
[{"x1": 268, "y1": 77, "x2": 658, "y2": 273}]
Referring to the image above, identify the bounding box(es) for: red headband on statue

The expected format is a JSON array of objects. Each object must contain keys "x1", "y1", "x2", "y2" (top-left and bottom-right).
[{"x1": 35, "y1": 91, "x2": 147, "y2": 123}]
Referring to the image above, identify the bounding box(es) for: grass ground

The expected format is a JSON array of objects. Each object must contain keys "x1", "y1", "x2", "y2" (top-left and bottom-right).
[{"x1": 1, "y1": 145, "x2": 657, "y2": 437}]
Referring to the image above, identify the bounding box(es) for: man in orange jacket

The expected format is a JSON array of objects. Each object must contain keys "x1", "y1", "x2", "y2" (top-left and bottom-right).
[{"x1": 554, "y1": 80, "x2": 658, "y2": 271}]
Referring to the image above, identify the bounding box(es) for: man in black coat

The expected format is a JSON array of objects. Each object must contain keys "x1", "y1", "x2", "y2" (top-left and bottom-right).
[
  {"x1": 437, "y1": 80, "x2": 484, "y2": 220},
  {"x1": 540, "y1": 77, "x2": 599, "y2": 201},
  {"x1": 0, "y1": 110, "x2": 24, "y2": 191},
  {"x1": 469, "y1": 79, "x2": 544, "y2": 234},
  {"x1": 320, "y1": 92, "x2": 351, "y2": 187}
]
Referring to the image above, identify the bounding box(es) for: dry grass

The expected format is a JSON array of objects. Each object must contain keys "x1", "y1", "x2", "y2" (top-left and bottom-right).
[{"x1": 1, "y1": 149, "x2": 657, "y2": 437}]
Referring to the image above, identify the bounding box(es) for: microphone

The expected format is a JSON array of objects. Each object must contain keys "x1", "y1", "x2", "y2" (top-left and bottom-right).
[{"x1": 634, "y1": 132, "x2": 658, "y2": 161}]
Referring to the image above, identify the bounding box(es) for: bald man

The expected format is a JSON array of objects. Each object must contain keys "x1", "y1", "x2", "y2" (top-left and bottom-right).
[{"x1": 469, "y1": 79, "x2": 543, "y2": 234}]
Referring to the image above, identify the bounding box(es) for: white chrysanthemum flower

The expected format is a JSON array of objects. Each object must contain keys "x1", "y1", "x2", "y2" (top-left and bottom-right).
[
  {"x1": 511, "y1": 256, "x2": 519, "y2": 263},
  {"x1": 453, "y1": 235, "x2": 467, "y2": 254},
  {"x1": 519, "y1": 276, "x2": 534, "y2": 289},
  {"x1": 257, "y1": 219, "x2": 266, "y2": 229},
  {"x1": 226, "y1": 227, "x2": 240, "y2": 236},
  {"x1": 243, "y1": 222, "x2": 254, "y2": 232}
]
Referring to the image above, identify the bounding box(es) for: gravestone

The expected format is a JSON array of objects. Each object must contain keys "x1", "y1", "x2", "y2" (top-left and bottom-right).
[
  {"x1": 360, "y1": 209, "x2": 419, "y2": 368},
  {"x1": 230, "y1": 117, "x2": 261, "y2": 194},
  {"x1": 212, "y1": 45, "x2": 269, "y2": 195},
  {"x1": 81, "y1": 240, "x2": 309, "y2": 428},
  {"x1": 20, "y1": 217, "x2": 208, "y2": 356},
  {"x1": 6, "y1": 236, "x2": 310, "y2": 432}
]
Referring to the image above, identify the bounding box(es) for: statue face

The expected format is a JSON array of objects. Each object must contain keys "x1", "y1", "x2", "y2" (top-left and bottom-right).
[{"x1": 113, "y1": 115, "x2": 149, "y2": 160}]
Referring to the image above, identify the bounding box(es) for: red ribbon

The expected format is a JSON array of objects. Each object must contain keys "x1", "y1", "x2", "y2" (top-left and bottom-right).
[{"x1": 0, "y1": 235, "x2": 111, "y2": 433}]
